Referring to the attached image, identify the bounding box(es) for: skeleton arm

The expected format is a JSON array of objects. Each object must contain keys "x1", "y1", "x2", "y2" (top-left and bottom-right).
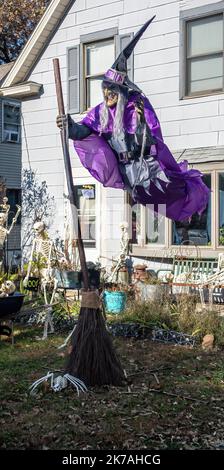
[
  {"x1": 7, "y1": 205, "x2": 21, "y2": 235},
  {"x1": 24, "y1": 238, "x2": 36, "y2": 284},
  {"x1": 46, "y1": 240, "x2": 54, "y2": 276}
]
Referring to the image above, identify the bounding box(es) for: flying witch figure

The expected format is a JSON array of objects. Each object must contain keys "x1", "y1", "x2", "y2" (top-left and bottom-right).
[{"x1": 57, "y1": 16, "x2": 209, "y2": 221}]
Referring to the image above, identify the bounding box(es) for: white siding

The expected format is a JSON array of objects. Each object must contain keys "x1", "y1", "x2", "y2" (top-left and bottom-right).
[{"x1": 22, "y1": 0, "x2": 224, "y2": 264}]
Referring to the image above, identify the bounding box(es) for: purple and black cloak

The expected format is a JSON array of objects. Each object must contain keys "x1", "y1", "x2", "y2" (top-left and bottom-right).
[{"x1": 73, "y1": 93, "x2": 209, "y2": 222}]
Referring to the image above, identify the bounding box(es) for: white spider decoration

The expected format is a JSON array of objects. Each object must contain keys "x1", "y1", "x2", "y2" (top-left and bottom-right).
[{"x1": 29, "y1": 371, "x2": 87, "y2": 395}]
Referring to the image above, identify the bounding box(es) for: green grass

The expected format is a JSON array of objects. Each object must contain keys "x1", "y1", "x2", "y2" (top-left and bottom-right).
[{"x1": 1, "y1": 325, "x2": 224, "y2": 450}]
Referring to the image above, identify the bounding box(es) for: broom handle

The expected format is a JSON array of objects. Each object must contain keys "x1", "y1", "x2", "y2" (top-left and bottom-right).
[{"x1": 53, "y1": 58, "x2": 89, "y2": 290}]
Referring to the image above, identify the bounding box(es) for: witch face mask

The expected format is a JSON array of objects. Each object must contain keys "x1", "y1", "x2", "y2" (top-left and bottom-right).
[{"x1": 102, "y1": 87, "x2": 119, "y2": 108}]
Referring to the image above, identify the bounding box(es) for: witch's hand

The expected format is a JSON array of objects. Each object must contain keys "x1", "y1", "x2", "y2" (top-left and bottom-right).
[
  {"x1": 56, "y1": 114, "x2": 73, "y2": 130},
  {"x1": 135, "y1": 98, "x2": 145, "y2": 123},
  {"x1": 56, "y1": 114, "x2": 67, "y2": 130}
]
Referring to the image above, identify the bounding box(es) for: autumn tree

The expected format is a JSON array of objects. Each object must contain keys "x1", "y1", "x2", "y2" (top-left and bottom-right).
[{"x1": 0, "y1": 0, "x2": 51, "y2": 64}]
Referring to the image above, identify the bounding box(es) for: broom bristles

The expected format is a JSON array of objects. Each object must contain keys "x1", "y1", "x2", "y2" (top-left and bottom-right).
[{"x1": 65, "y1": 306, "x2": 125, "y2": 387}]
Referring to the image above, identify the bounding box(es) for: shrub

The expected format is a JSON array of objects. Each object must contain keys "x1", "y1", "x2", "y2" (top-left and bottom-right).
[{"x1": 110, "y1": 293, "x2": 224, "y2": 346}]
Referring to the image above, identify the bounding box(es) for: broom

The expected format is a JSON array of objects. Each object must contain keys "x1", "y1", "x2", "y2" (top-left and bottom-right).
[{"x1": 53, "y1": 58, "x2": 125, "y2": 387}]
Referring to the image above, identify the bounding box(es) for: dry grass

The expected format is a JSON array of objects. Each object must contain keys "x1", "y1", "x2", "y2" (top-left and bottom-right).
[
  {"x1": 109, "y1": 293, "x2": 224, "y2": 346},
  {"x1": 1, "y1": 325, "x2": 224, "y2": 450}
]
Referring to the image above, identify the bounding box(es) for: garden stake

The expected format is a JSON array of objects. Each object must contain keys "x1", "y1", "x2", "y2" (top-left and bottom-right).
[{"x1": 53, "y1": 58, "x2": 125, "y2": 387}]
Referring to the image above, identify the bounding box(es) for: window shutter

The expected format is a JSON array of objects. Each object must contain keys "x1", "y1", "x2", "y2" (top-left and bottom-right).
[
  {"x1": 117, "y1": 33, "x2": 134, "y2": 81},
  {"x1": 67, "y1": 45, "x2": 80, "y2": 114}
]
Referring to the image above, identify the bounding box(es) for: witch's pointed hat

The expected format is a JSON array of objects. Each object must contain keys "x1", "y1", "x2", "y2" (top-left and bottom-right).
[{"x1": 103, "y1": 15, "x2": 156, "y2": 92}]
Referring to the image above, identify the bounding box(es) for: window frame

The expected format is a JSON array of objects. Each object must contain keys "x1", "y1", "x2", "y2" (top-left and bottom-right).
[
  {"x1": 6, "y1": 188, "x2": 22, "y2": 226},
  {"x1": 180, "y1": 1, "x2": 224, "y2": 99},
  {"x1": 84, "y1": 38, "x2": 115, "y2": 110},
  {"x1": 129, "y1": 164, "x2": 224, "y2": 259},
  {"x1": 169, "y1": 170, "x2": 213, "y2": 250},
  {"x1": 74, "y1": 182, "x2": 97, "y2": 249},
  {"x1": 80, "y1": 28, "x2": 118, "y2": 113},
  {"x1": 217, "y1": 170, "x2": 224, "y2": 248},
  {"x1": 2, "y1": 99, "x2": 21, "y2": 144},
  {"x1": 126, "y1": 193, "x2": 169, "y2": 251}
]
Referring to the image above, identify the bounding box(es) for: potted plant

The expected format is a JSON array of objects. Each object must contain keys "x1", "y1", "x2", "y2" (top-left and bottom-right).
[
  {"x1": 133, "y1": 264, "x2": 149, "y2": 282},
  {"x1": 54, "y1": 259, "x2": 102, "y2": 290},
  {"x1": 117, "y1": 266, "x2": 129, "y2": 285},
  {"x1": 103, "y1": 283, "x2": 127, "y2": 314},
  {"x1": 55, "y1": 264, "x2": 82, "y2": 290},
  {"x1": 53, "y1": 237, "x2": 82, "y2": 289},
  {"x1": 134, "y1": 273, "x2": 167, "y2": 302},
  {"x1": 219, "y1": 227, "x2": 224, "y2": 246}
]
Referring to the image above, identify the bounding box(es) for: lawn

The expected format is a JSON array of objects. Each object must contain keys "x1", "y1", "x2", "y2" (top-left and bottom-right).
[{"x1": 0, "y1": 325, "x2": 224, "y2": 450}]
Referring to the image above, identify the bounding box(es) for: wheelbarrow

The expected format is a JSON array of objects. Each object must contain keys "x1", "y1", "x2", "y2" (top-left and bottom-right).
[{"x1": 0, "y1": 293, "x2": 25, "y2": 343}]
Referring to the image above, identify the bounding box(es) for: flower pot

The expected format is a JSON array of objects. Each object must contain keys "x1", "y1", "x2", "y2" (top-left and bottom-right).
[
  {"x1": 133, "y1": 264, "x2": 148, "y2": 282},
  {"x1": 0, "y1": 293, "x2": 25, "y2": 319},
  {"x1": 103, "y1": 290, "x2": 127, "y2": 314},
  {"x1": 55, "y1": 270, "x2": 82, "y2": 289},
  {"x1": 117, "y1": 267, "x2": 129, "y2": 285},
  {"x1": 55, "y1": 269, "x2": 100, "y2": 290},
  {"x1": 142, "y1": 284, "x2": 161, "y2": 301},
  {"x1": 135, "y1": 282, "x2": 167, "y2": 302}
]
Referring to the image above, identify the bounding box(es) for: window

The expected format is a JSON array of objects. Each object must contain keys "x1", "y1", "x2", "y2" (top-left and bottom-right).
[
  {"x1": 146, "y1": 207, "x2": 165, "y2": 245},
  {"x1": 74, "y1": 184, "x2": 96, "y2": 248},
  {"x1": 2, "y1": 101, "x2": 20, "y2": 143},
  {"x1": 172, "y1": 175, "x2": 211, "y2": 247},
  {"x1": 129, "y1": 197, "x2": 165, "y2": 246},
  {"x1": 130, "y1": 200, "x2": 141, "y2": 244},
  {"x1": 129, "y1": 168, "x2": 224, "y2": 257},
  {"x1": 84, "y1": 39, "x2": 115, "y2": 109},
  {"x1": 6, "y1": 189, "x2": 21, "y2": 226},
  {"x1": 182, "y1": 10, "x2": 224, "y2": 97},
  {"x1": 219, "y1": 173, "x2": 224, "y2": 246},
  {"x1": 67, "y1": 29, "x2": 134, "y2": 113}
]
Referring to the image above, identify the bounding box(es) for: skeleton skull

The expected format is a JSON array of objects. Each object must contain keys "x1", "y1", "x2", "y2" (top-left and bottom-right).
[
  {"x1": 120, "y1": 221, "x2": 129, "y2": 230},
  {"x1": 0, "y1": 280, "x2": 16, "y2": 297},
  {"x1": 59, "y1": 257, "x2": 69, "y2": 269},
  {"x1": 33, "y1": 221, "x2": 46, "y2": 235}
]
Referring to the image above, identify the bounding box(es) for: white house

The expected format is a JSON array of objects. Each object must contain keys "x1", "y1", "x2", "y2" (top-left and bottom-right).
[{"x1": 0, "y1": 0, "x2": 224, "y2": 272}]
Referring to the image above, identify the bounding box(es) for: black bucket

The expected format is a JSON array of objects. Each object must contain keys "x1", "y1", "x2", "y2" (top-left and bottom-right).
[{"x1": 0, "y1": 293, "x2": 25, "y2": 319}]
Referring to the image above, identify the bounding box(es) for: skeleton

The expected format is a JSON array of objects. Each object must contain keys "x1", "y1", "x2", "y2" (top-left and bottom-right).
[
  {"x1": 0, "y1": 201, "x2": 21, "y2": 250},
  {"x1": 198, "y1": 253, "x2": 224, "y2": 306},
  {"x1": 0, "y1": 197, "x2": 10, "y2": 219},
  {"x1": 23, "y1": 221, "x2": 60, "y2": 339},
  {"x1": 109, "y1": 222, "x2": 129, "y2": 283},
  {"x1": 29, "y1": 370, "x2": 87, "y2": 395}
]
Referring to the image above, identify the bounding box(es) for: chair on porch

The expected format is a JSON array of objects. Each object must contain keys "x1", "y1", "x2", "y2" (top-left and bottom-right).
[
  {"x1": 197, "y1": 253, "x2": 224, "y2": 305},
  {"x1": 172, "y1": 258, "x2": 217, "y2": 294}
]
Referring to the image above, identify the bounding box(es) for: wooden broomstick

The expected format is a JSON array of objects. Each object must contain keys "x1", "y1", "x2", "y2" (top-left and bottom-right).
[{"x1": 53, "y1": 58, "x2": 125, "y2": 387}]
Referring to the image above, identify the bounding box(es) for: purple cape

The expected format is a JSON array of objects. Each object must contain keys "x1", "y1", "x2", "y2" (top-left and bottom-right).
[{"x1": 73, "y1": 93, "x2": 209, "y2": 221}]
